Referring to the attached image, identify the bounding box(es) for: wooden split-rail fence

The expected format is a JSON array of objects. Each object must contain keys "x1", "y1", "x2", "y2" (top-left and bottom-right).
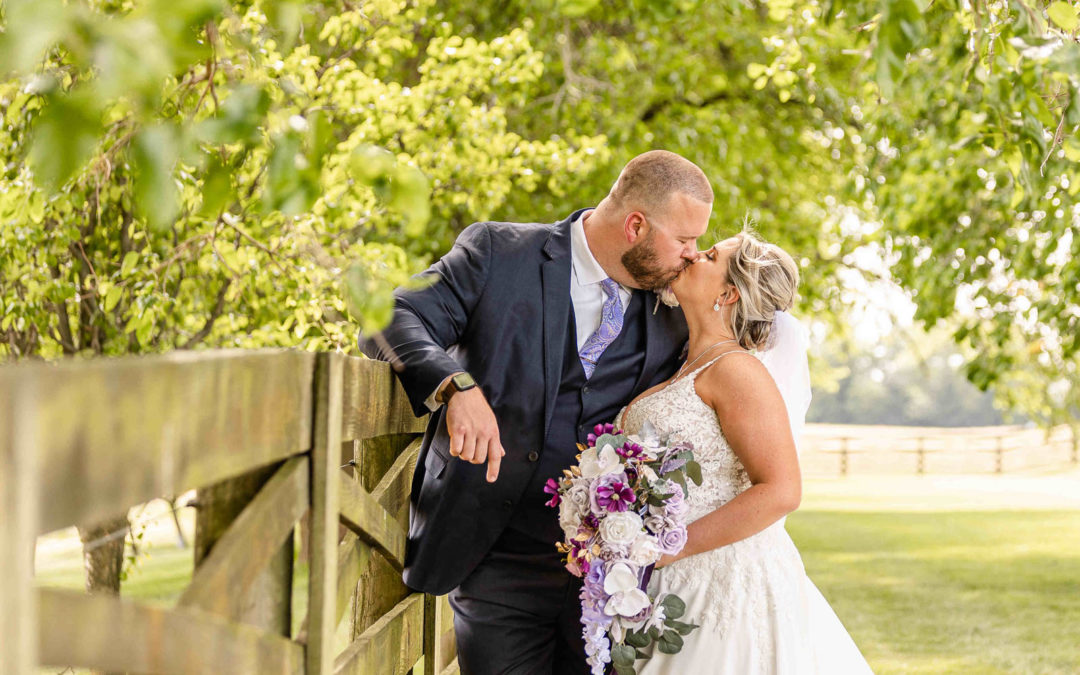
[
  {"x1": 799, "y1": 422, "x2": 1079, "y2": 476},
  {"x1": 0, "y1": 349, "x2": 457, "y2": 675}
]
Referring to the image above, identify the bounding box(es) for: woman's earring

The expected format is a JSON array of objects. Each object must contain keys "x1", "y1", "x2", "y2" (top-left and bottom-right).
[{"x1": 713, "y1": 299, "x2": 721, "y2": 312}]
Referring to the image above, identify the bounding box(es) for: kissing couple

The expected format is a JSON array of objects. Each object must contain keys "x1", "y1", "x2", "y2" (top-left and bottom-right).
[{"x1": 362, "y1": 150, "x2": 873, "y2": 674}]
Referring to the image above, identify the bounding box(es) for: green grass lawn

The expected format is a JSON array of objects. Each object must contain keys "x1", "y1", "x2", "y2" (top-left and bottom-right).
[
  {"x1": 34, "y1": 477, "x2": 1080, "y2": 674},
  {"x1": 787, "y1": 510, "x2": 1080, "y2": 675}
]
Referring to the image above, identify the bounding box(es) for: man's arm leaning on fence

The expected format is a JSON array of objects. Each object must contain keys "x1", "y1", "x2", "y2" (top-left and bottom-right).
[{"x1": 358, "y1": 221, "x2": 493, "y2": 417}]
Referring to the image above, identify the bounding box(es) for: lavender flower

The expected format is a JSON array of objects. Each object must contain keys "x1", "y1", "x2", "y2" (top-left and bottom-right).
[{"x1": 658, "y1": 524, "x2": 688, "y2": 554}]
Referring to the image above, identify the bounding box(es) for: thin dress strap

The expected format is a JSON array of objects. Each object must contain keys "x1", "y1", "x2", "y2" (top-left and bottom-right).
[{"x1": 681, "y1": 349, "x2": 756, "y2": 382}]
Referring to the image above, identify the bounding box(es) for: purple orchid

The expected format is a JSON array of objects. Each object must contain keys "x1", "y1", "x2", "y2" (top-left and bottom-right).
[{"x1": 617, "y1": 441, "x2": 645, "y2": 459}]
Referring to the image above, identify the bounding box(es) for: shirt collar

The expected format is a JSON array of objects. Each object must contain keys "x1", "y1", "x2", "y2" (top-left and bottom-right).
[{"x1": 570, "y1": 210, "x2": 612, "y2": 287}]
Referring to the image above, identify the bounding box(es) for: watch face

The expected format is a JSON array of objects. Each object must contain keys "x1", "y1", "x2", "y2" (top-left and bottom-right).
[{"x1": 453, "y1": 373, "x2": 476, "y2": 389}]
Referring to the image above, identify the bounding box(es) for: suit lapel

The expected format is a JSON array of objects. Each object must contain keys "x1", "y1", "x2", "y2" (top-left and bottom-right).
[
  {"x1": 630, "y1": 290, "x2": 663, "y2": 396},
  {"x1": 540, "y1": 212, "x2": 580, "y2": 440}
]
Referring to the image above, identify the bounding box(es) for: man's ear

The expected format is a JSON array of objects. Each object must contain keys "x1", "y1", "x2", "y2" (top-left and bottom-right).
[{"x1": 623, "y1": 212, "x2": 647, "y2": 244}]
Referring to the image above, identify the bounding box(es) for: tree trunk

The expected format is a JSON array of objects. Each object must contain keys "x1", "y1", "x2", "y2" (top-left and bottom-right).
[
  {"x1": 78, "y1": 515, "x2": 129, "y2": 675},
  {"x1": 77, "y1": 515, "x2": 129, "y2": 595}
]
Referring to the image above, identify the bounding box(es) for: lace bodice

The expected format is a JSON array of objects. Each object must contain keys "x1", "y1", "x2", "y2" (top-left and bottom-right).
[
  {"x1": 616, "y1": 354, "x2": 753, "y2": 522},
  {"x1": 615, "y1": 354, "x2": 806, "y2": 636}
]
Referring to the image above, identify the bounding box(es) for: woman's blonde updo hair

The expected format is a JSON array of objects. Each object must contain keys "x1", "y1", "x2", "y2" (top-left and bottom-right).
[{"x1": 724, "y1": 230, "x2": 800, "y2": 351}]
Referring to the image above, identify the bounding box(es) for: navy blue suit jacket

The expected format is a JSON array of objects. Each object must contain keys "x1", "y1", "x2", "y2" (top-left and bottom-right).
[{"x1": 361, "y1": 209, "x2": 688, "y2": 594}]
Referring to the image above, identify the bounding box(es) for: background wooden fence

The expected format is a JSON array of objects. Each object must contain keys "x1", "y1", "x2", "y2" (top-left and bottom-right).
[
  {"x1": 0, "y1": 349, "x2": 457, "y2": 675},
  {"x1": 800, "y1": 423, "x2": 1079, "y2": 476}
]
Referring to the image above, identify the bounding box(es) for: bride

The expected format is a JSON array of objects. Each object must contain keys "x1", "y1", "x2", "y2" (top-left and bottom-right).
[{"x1": 617, "y1": 231, "x2": 873, "y2": 674}]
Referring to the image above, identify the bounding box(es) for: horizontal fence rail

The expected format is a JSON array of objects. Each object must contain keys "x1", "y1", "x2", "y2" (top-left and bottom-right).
[
  {"x1": 0, "y1": 349, "x2": 456, "y2": 675},
  {"x1": 800, "y1": 423, "x2": 1079, "y2": 476}
]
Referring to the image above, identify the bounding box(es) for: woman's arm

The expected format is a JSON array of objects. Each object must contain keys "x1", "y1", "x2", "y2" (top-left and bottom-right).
[{"x1": 657, "y1": 352, "x2": 802, "y2": 567}]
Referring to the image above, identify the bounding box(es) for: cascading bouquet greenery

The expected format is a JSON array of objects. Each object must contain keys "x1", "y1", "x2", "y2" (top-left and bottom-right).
[{"x1": 545, "y1": 422, "x2": 704, "y2": 675}]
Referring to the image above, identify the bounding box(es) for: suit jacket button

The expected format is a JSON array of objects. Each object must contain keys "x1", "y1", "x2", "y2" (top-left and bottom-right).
[{"x1": 527, "y1": 451, "x2": 539, "y2": 462}]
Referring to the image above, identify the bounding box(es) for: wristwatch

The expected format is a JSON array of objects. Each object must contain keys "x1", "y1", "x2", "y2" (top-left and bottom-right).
[{"x1": 436, "y1": 372, "x2": 477, "y2": 405}]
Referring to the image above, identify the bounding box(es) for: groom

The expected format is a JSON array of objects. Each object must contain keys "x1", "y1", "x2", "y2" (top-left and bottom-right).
[{"x1": 361, "y1": 150, "x2": 713, "y2": 674}]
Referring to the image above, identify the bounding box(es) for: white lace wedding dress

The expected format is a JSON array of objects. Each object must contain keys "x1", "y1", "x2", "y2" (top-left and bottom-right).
[{"x1": 616, "y1": 355, "x2": 873, "y2": 674}]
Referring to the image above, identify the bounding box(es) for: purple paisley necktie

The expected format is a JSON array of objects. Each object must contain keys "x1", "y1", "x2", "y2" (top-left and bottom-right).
[{"x1": 579, "y1": 278, "x2": 624, "y2": 379}]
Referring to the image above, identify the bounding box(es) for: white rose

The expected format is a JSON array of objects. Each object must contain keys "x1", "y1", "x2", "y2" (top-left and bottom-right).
[
  {"x1": 559, "y1": 498, "x2": 583, "y2": 537},
  {"x1": 580, "y1": 443, "x2": 623, "y2": 478},
  {"x1": 627, "y1": 535, "x2": 662, "y2": 566},
  {"x1": 599, "y1": 511, "x2": 643, "y2": 547},
  {"x1": 565, "y1": 482, "x2": 591, "y2": 513}
]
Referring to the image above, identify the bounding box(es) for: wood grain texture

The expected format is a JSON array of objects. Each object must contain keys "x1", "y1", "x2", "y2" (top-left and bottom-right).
[
  {"x1": 307, "y1": 352, "x2": 343, "y2": 675},
  {"x1": 338, "y1": 475, "x2": 407, "y2": 570},
  {"x1": 341, "y1": 358, "x2": 427, "y2": 442},
  {"x1": 341, "y1": 436, "x2": 416, "y2": 635},
  {"x1": 37, "y1": 588, "x2": 304, "y2": 674},
  {"x1": 0, "y1": 349, "x2": 314, "y2": 535},
  {"x1": 333, "y1": 593, "x2": 424, "y2": 675},
  {"x1": 181, "y1": 456, "x2": 308, "y2": 622},
  {"x1": 0, "y1": 370, "x2": 39, "y2": 675}
]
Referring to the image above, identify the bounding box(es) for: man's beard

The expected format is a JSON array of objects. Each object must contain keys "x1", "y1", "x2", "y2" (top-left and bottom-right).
[{"x1": 621, "y1": 235, "x2": 688, "y2": 291}]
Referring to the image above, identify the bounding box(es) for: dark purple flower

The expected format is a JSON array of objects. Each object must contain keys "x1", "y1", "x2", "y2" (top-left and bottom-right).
[
  {"x1": 617, "y1": 441, "x2": 645, "y2": 459},
  {"x1": 595, "y1": 480, "x2": 636, "y2": 512},
  {"x1": 583, "y1": 513, "x2": 600, "y2": 530},
  {"x1": 543, "y1": 478, "x2": 561, "y2": 508},
  {"x1": 586, "y1": 433, "x2": 598, "y2": 447}
]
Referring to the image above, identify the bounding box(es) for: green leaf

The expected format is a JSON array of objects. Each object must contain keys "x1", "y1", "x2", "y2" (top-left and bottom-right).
[
  {"x1": 557, "y1": 0, "x2": 601, "y2": 17},
  {"x1": 196, "y1": 85, "x2": 271, "y2": 146},
  {"x1": 131, "y1": 124, "x2": 181, "y2": 232},
  {"x1": 199, "y1": 156, "x2": 233, "y2": 217},
  {"x1": 656, "y1": 629, "x2": 683, "y2": 654},
  {"x1": 660, "y1": 594, "x2": 686, "y2": 619},
  {"x1": 103, "y1": 285, "x2": 123, "y2": 313},
  {"x1": 28, "y1": 90, "x2": 104, "y2": 189},
  {"x1": 611, "y1": 644, "x2": 636, "y2": 668},
  {"x1": 593, "y1": 433, "x2": 624, "y2": 449},
  {"x1": 0, "y1": 0, "x2": 67, "y2": 73},
  {"x1": 265, "y1": 0, "x2": 303, "y2": 53},
  {"x1": 120, "y1": 252, "x2": 139, "y2": 278},
  {"x1": 624, "y1": 629, "x2": 650, "y2": 648},
  {"x1": 1048, "y1": 2, "x2": 1078, "y2": 32},
  {"x1": 144, "y1": 0, "x2": 224, "y2": 66},
  {"x1": 343, "y1": 262, "x2": 397, "y2": 336},
  {"x1": 686, "y1": 460, "x2": 703, "y2": 486},
  {"x1": 27, "y1": 190, "x2": 45, "y2": 224}
]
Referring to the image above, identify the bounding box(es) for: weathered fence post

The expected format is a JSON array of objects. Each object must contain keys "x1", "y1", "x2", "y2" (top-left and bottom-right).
[
  {"x1": 192, "y1": 463, "x2": 294, "y2": 634},
  {"x1": 0, "y1": 373, "x2": 39, "y2": 675},
  {"x1": 915, "y1": 437, "x2": 926, "y2": 475},
  {"x1": 308, "y1": 352, "x2": 343, "y2": 675},
  {"x1": 349, "y1": 433, "x2": 417, "y2": 640},
  {"x1": 995, "y1": 436, "x2": 1004, "y2": 474},
  {"x1": 1071, "y1": 426, "x2": 1078, "y2": 467},
  {"x1": 839, "y1": 437, "x2": 850, "y2": 477}
]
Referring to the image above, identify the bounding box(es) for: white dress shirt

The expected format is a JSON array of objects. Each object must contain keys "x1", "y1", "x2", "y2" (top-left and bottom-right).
[
  {"x1": 569, "y1": 210, "x2": 632, "y2": 348},
  {"x1": 425, "y1": 211, "x2": 631, "y2": 410}
]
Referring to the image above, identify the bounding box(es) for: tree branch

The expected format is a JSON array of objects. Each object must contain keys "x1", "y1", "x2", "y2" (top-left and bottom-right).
[
  {"x1": 180, "y1": 280, "x2": 231, "y2": 349},
  {"x1": 640, "y1": 89, "x2": 734, "y2": 123}
]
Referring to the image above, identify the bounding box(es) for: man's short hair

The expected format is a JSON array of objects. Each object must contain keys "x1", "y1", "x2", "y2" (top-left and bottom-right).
[{"x1": 610, "y1": 150, "x2": 714, "y2": 213}]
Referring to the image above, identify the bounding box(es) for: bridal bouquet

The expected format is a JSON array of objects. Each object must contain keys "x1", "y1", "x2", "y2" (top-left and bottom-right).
[{"x1": 545, "y1": 422, "x2": 703, "y2": 675}]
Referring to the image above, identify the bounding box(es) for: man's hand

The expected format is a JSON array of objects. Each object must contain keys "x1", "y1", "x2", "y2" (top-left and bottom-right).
[{"x1": 445, "y1": 386, "x2": 505, "y2": 482}]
